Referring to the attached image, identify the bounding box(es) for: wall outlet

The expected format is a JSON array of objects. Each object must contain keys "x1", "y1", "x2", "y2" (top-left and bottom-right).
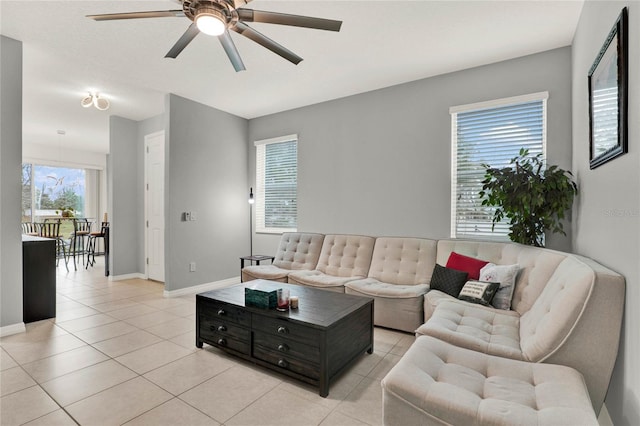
[
  {"x1": 183, "y1": 212, "x2": 191, "y2": 221},
  {"x1": 189, "y1": 262, "x2": 196, "y2": 272}
]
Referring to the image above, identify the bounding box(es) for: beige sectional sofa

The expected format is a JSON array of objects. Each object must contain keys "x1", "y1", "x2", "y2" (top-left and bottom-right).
[
  {"x1": 287, "y1": 234, "x2": 375, "y2": 293},
  {"x1": 242, "y1": 232, "x2": 625, "y2": 424},
  {"x1": 241, "y1": 232, "x2": 324, "y2": 283},
  {"x1": 345, "y1": 237, "x2": 437, "y2": 332}
]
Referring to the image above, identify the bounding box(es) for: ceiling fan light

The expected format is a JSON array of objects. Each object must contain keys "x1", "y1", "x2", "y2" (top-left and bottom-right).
[
  {"x1": 93, "y1": 95, "x2": 110, "y2": 111},
  {"x1": 195, "y1": 8, "x2": 226, "y2": 36},
  {"x1": 81, "y1": 94, "x2": 94, "y2": 108}
]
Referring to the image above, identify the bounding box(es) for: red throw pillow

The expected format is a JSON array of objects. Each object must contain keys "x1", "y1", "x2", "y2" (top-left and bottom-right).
[{"x1": 446, "y1": 252, "x2": 489, "y2": 281}]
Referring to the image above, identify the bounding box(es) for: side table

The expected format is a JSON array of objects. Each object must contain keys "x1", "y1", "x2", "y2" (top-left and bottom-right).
[{"x1": 240, "y1": 255, "x2": 275, "y2": 282}]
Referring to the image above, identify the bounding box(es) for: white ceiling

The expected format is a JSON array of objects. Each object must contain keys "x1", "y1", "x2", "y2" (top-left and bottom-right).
[{"x1": 1, "y1": 0, "x2": 584, "y2": 154}]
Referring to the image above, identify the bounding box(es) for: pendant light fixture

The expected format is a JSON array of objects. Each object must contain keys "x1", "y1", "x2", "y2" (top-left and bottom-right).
[{"x1": 81, "y1": 92, "x2": 110, "y2": 111}]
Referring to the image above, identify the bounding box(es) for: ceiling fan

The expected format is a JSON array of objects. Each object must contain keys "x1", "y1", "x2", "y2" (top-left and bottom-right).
[{"x1": 87, "y1": 0, "x2": 342, "y2": 72}]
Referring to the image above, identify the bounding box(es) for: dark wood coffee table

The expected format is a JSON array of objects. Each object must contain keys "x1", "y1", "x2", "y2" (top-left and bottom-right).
[{"x1": 196, "y1": 280, "x2": 374, "y2": 397}]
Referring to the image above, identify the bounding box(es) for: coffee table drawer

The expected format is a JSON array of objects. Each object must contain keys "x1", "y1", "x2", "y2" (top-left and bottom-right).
[
  {"x1": 253, "y1": 315, "x2": 320, "y2": 347},
  {"x1": 253, "y1": 346, "x2": 319, "y2": 380},
  {"x1": 203, "y1": 330, "x2": 250, "y2": 355},
  {"x1": 198, "y1": 299, "x2": 250, "y2": 327},
  {"x1": 254, "y1": 332, "x2": 320, "y2": 362},
  {"x1": 199, "y1": 315, "x2": 250, "y2": 342}
]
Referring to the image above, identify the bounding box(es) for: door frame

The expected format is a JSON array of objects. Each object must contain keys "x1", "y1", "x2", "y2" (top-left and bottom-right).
[{"x1": 144, "y1": 130, "x2": 165, "y2": 281}]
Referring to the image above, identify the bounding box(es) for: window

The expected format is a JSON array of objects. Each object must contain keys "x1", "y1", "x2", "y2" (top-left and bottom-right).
[
  {"x1": 450, "y1": 92, "x2": 548, "y2": 239},
  {"x1": 21, "y1": 163, "x2": 91, "y2": 236},
  {"x1": 255, "y1": 135, "x2": 298, "y2": 233}
]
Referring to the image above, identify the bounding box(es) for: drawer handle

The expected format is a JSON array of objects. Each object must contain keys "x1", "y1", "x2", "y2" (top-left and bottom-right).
[
  {"x1": 277, "y1": 343, "x2": 289, "y2": 352},
  {"x1": 277, "y1": 359, "x2": 288, "y2": 368},
  {"x1": 277, "y1": 326, "x2": 288, "y2": 334},
  {"x1": 217, "y1": 325, "x2": 227, "y2": 332},
  {"x1": 217, "y1": 309, "x2": 225, "y2": 316},
  {"x1": 217, "y1": 338, "x2": 227, "y2": 346}
]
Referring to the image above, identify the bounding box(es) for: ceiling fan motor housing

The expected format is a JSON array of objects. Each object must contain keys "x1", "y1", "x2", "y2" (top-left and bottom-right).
[{"x1": 183, "y1": 0, "x2": 238, "y2": 25}]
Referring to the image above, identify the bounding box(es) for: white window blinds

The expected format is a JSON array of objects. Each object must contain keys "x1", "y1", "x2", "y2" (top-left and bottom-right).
[
  {"x1": 450, "y1": 92, "x2": 547, "y2": 239},
  {"x1": 255, "y1": 135, "x2": 298, "y2": 233}
]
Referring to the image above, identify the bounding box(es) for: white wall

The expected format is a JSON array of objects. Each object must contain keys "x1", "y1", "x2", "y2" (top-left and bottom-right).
[
  {"x1": 0, "y1": 36, "x2": 23, "y2": 331},
  {"x1": 571, "y1": 1, "x2": 640, "y2": 424},
  {"x1": 248, "y1": 47, "x2": 573, "y2": 255},
  {"x1": 23, "y1": 142, "x2": 106, "y2": 170}
]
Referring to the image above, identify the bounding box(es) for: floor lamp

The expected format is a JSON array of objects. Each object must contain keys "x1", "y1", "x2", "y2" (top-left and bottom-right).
[{"x1": 248, "y1": 187, "x2": 254, "y2": 256}]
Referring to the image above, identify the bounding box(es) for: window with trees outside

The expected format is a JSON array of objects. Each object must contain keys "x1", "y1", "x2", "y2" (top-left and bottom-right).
[
  {"x1": 255, "y1": 135, "x2": 298, "y2": 233},
  {"x1": 450, "y1": 92, "x2": 547, "y2": 239},
  {"x1": 22, "y1": 163, "x2": 86, "y2": 236}
]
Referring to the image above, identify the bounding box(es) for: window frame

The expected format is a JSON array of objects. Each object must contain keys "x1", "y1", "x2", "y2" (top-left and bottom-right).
[
  {"x1": 254, "y1": 134, "x2": 298, "y2": 234},
  {"x1": 450, "y1": 92, "x2": 548, "y2": 240}
]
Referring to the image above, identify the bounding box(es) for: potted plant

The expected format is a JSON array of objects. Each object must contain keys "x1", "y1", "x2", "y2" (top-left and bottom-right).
[
  {"x1": 57, "y1": 207, "x2": 75, "y2": 218},
  {"x1": 479, "y1": 148, "x2": 578, "y2": 247}
]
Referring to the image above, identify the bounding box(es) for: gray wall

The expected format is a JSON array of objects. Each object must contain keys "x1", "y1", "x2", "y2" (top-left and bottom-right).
[
  {"x1": 248, "y1": 47, "x2": 573, "y2": 254},
  {"x1": 165, "y1": 94, "x2": 248, "y2": 291},
  {"x1": 108, "y1": 116, "x2": 142, "y2": 276},
  {"x1": 571, "y1": 2, "x2": 639, "y2": 424},
  {"x1": 0, "y1": 36, "x2": 23, "y2": 328}
]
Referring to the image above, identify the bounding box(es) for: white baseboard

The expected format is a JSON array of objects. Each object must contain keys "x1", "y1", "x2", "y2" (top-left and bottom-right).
[
  {"x1": 164, "y1": 276, "x2": 240, "y2": 298},
  {"x1": 110, "y1": 272, "x2": 146, "y2": 281},
  {"x1": 598, "y1": 403, "x2": 613, "y2": 426},
  {"x1": 0, "y1": 322, "x2": 26, "y2": 337}
]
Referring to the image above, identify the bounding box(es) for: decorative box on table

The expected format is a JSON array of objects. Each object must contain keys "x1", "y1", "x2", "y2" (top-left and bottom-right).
[{"x1": 244, "y1": 285, "x2": 278, "y2": 309}]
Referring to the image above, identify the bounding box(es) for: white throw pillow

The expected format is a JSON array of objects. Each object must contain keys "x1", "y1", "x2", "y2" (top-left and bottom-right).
[{"x1": 479, "y1": 263, "x2": 520, "y2": 310}]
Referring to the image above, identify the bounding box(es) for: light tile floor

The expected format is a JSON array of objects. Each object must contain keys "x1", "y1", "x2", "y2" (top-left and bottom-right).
[{"x1": 1, "y1": 258, "x2": 415, "y2": 425}]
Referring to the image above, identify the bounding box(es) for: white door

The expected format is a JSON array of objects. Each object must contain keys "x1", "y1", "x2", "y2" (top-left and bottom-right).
[{"x1": 145, "y1": 131, "x2": 165, "y2": 282}]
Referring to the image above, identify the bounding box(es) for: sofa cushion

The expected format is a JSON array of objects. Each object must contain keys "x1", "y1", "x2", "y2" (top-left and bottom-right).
[
  {"x1": 345, "y1": 278, "x2": 429, "y2": 299},
  {"x1": 382, "y1": 336, "x2": 598, "y2": 426},
  {"x1": 367, "y1": 237, "x2": 437, "y2": 285},
  {"x1": 446, "y1": 251, "x2": 489, "y2": 280},
  {"x1": 416, "y1": 299, "x2": 524, "y2": 360},
  {"x1": 287, "y1": 269, "x2": 356, "y2": 290},
  {"x1": 458, "y1": 281, "x2": 500, "y2": 306},
  {"x1": 429, "y1": 264, "x2": 468, "y2": 297},
  {"x1": 479, "y1": 263, "x2": 520, "y2": 310},
  {"x1": 346, "y1": 279, "x2": 428, "y2": 332},
  {"x1": 241, "y1": 264, "x2": 289, "y2": 282},
  {"x1": 316, "y1": 234, "x2": 375, "y2": 277},
  {"x1": 272, "y1": 232, "x2": 325, "y2": 271},
  {"x1": 519, "y1": 256, "x2": 594, "y2": 363}
]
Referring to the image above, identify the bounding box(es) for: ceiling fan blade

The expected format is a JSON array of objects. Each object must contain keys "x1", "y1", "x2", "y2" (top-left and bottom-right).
[
  {"x1": 233, "y1": 0, "x2": 253, "y2": 7},
  {"x1": 165, "y1": 23, "x2": 200, "y2": 59},
  {"x1": 219, "y1": 31, "x2": 246, "y2": 72},
  {"x1": 237, "y1": 9, "x2": 342, "y2": 32},
  {"x1": 87, "y1": 10, "x2": 184, "y2": 21},
  {"x1": 232, "y1": 22, "x2": 302, "y2": 65}
]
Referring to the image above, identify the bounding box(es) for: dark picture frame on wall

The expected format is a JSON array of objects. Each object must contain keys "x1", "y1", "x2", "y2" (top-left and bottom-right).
[{"x1": 588, "y1": 7, "x2": 628, "y2": 169}]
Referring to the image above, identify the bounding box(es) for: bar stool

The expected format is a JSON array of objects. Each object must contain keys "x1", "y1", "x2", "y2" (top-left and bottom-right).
[
  {"x1": 39, "y1": 219, "x2": 69, "y2": 271},
  {"x1": 69, "y1": 218, "x2": 91, "y2": 270},
  {"x1": 86, "y1": 222, "x2": 109, "y2": 268}
]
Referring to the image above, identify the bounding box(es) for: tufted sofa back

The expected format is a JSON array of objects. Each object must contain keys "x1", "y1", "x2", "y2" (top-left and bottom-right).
[
  {"x1": 316, "y1": 234, "x2": 375, "y2": 277},
  {"x1": 273, "y1": 232, "x2": 324, "y2": 271},
  {"x1": 369, "y1": 237, "x2": 438, "y2": 285},
  {"x1": 436, "y1": 240, "x2": 566, "y2": 315},
  {"x1": 519, "y1": 256, "x2": 594, "y2": 362}
]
